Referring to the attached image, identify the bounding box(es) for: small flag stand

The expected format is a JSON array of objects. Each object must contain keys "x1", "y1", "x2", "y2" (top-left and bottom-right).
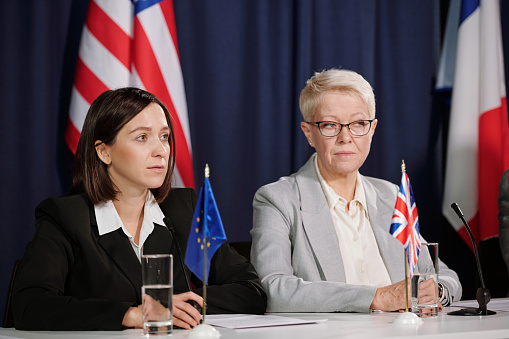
[
  {"x1": 392, "y1": 161, "x2": 422, "y2": 325},
  {"x1": 188, "y1": 164, "x2": 222, "y2": 338}
]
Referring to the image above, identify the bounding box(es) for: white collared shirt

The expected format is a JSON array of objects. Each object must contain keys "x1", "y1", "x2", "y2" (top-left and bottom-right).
[
  {"x1": 94, "y1": 191, "x2": 166, "y2": 262},
  {"x1": 314, "y1": 155, "x2": 392, "y2": 287}
]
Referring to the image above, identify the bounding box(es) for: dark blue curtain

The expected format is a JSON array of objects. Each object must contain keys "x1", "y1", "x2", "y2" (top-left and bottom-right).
[
  {"x1": 1, "y1": 0, "x2": 509, "y2": 322},
  {"x1": 178, "y1": 0, "x2": 440, "y2": 240}
]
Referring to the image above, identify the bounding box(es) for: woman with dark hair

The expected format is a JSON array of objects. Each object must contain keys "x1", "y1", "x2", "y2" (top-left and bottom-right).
[{"x1": 12, "y1": 87, "x2": 266, "y2": 331}]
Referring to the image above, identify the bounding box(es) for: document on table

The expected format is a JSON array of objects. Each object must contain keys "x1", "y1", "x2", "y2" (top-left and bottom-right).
[
  {"x1": 451, "y1": 298, "x2": 509, "y2": 311},
  {"x1": 204, "y1": 314, "x2": 327, "y2": 329}
]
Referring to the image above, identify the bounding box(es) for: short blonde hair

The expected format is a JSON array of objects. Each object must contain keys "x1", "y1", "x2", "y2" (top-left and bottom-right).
[{"x1": 299, "y1": 69, "x2": 376, "y2": 122}]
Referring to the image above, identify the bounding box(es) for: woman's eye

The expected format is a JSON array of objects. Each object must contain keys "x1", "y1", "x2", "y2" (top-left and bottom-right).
[
  {"x1": 323, "y1": 123, "x2": 337, "y2": 129},
  {"x1": 161, "y1": 134, "x2": 169, "y2": 141},
  {"x1": 137, "y1": 134, "x2": 147, "y2": 141}
]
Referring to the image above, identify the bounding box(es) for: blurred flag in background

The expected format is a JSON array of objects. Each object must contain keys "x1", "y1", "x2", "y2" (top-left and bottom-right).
[
  {"x1": 440, "y1": 0, "x2": 509, "y2": 248},
  {"x1": 66, "y1": 0, "x2": 194, "y2": 188}
]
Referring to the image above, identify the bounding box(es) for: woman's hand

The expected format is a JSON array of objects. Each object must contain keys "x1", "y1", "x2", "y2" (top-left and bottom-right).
[
  {"x1": 370, "y1": 278, "x2": 411, "y2": 311},
  {"x1": 416, "y1": 278, "x2": 443, "y2": 316},
  {"x1": 122, "y1": 305, "x2": 143, "y2": 328},
  {"x1": 370, "y1": 278, "x2": 444, "y2": 313},
  {"x1": 122, "y1": 291, "x2": 203, "y2": 330},
  {"x1": 417, "y1": 278, "x2": 437, "y2": 305},
  {"x1": 172, "y1": 291, "x2": 204, "y2": 329}
]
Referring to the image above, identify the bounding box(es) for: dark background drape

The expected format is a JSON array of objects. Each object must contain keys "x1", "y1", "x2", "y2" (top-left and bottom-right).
[{"x1": 1, "y1": 0, "x2": 508, "y2": 322}]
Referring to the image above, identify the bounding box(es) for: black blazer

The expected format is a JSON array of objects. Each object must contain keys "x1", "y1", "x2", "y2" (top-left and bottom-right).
[{"x1": 12, "y1": 189, "x2": 266, "y2": 330}]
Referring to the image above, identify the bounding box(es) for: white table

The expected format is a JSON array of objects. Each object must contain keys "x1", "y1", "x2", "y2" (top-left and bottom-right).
[{"x1": 1, "y1": 303, "x2": 508, "y2": 339}]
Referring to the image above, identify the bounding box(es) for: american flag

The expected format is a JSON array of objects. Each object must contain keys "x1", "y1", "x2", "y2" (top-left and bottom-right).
[
  {"x1": 390, "y1": 170, "x2": 421, "y2": 277},
  {"x1": 65, "y1": 0, "x2": 194, "y2": 188}
]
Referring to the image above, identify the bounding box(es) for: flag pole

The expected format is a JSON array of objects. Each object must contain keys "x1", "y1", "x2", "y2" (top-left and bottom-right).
[
  {"x1": 202, "y1": 164, "x2": 210, "y2": 324},
  {"x1": 404, "y1": 249, "x2": 409, "y2": 313},
  {"x1": 401, "y1": 160, "x2": 409, "y2": 313},
  {"x1": 392, "y1": 159, "x2": 422, "y2": 324},
  {"x1": 188, "y1": 164, "x2": 221, "y2": 337}
]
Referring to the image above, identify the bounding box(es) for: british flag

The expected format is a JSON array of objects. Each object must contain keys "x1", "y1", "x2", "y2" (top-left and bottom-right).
[{"x1": 390, "y1": 171, "x2": 421, "y2": 277}]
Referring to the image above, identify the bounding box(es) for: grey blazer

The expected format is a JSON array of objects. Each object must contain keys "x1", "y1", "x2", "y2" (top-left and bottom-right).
[{"x1": 251, "y1": 154, "x2": 462, "y2": 313}]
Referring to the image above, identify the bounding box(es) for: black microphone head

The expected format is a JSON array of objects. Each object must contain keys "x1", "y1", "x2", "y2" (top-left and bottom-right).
[
  {"x1": 451, "y1": 202, "x2": 464, "y2": 218},
  {"x1": 164, "y1": 217, "x2": 175, "y2": 232}
]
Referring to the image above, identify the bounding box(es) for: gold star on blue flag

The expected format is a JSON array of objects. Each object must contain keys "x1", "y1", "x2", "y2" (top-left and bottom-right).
[{"x1": 185, "y1": 176, "x2": 227, "y2": 284}]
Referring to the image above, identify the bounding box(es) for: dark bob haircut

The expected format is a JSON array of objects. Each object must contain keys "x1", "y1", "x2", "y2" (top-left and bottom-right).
[{"x1": 71, "y1": 87, "x2": 176, "y2": 204}]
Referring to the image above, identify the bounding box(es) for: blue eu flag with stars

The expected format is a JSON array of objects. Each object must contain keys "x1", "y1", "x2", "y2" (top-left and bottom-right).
[{"x1": 185, "y1": 175, "x2": 227, "y2": 284}]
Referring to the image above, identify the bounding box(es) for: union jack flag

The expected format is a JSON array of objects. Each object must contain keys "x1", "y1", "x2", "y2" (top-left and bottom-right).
[
  {"x1": 390, "y1": 171, "x2": 421, "y2": 277},
  {"x1": 66, "y1": 0, "x2": 194, "y2": 188}
]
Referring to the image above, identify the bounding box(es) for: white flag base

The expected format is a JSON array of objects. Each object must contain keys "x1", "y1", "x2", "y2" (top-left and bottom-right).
[
  {"x1": 392, "y1": 311, "x2": 423, "y2": 325},
  {"x1": 188, "y1": 324, "x2": 221, "y2": 338}
]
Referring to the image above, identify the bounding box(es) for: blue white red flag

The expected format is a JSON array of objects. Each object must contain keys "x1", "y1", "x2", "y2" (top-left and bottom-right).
[
  {"x1": 66, "y1": 0, "x2": 194, "y2": 188},
  {"x1": 185, "y1": 174, "x2": 227, "y2": 284},
  {"x1": 390, "y1": 171, "x2": 421, "y2": 277},
  {"x1": 441, "y1": 0, "x2": 509, "y2": 248}
]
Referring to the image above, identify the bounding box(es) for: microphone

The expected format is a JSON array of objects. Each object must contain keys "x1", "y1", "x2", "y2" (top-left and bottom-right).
[
  {"x1": 164, "y1": 217, "x2": 203, "y2": 313},
  {"x1": 448, "y1": 203, "x2": 496, "y2": 316}
]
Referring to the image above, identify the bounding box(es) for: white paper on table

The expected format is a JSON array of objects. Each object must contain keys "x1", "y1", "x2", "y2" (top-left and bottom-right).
[
  {"x1": 204, "y1": 314, "x2": 327, "y2": 329},
  {"x1": 451, "y1": 299, "x2": 509, "y2": 311}
]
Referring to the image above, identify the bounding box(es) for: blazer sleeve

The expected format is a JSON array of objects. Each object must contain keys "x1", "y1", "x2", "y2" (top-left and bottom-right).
[
  {"x1": 192, "y1": 242, "x2": 267, "y2": 315},
  {"x1": 12, "y1": 197, "x2": 133, "y2": 331}
]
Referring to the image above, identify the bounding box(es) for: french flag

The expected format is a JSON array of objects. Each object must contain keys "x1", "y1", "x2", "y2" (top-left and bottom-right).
[
  {"x1": 65, "y1": 0, "x2": 194, "y2": 188},
  {"x1": 441, "y1": 0, "x2": 509, "y2": 248}
]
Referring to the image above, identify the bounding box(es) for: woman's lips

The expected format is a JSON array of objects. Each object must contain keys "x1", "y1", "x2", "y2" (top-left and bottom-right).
[
  {"x1": 148, "y1": 166, "x2": 165, "y2": 173},
  {"x1": 335, "y1": 151, "x2": 355, "y2": 157}
]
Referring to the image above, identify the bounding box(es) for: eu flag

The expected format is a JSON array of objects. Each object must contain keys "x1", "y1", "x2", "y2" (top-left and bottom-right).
[{"x1": 185, "y1": 175, "x2": 227, "y2": 284}]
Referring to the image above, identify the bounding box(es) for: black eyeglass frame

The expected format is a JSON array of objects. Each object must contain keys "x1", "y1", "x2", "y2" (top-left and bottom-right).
[{"x1": 306, "y1": 119, "x2": 375, "y2": 137}]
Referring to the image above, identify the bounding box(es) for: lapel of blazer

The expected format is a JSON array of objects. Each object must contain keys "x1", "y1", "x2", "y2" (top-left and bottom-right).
[
  {"x1": 97, "y1": 228, "x2": 143, "y2": 301},
  {"x1": 295, "y1": 155, "x2": 345, "y2": 282},
  {"x1": 362, "y1": 175, "x2": 405, "y2": 283},
  {"x1": 143, "y1": 224, "x2": 173, "y2": 255},
  {"x1": 90, "y1": 205, "x2": 143, "y2": 302}
]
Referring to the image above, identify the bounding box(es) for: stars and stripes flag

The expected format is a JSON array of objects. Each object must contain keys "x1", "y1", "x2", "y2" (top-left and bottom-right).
[
  {"x1": 440, "y1": 0, "x2": 509, "y2": 248},
  {"x1": 65, "y1": 0, "x2": 194, "y2": 188},
  {"x1": 390, "y1": 168, "x2": 421, "y2": 277}
]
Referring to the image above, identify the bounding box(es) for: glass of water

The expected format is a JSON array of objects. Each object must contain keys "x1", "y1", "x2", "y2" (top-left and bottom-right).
[
  {"x1": 142, "y1": 254, "x2": 173, "y2": 335},
  {"x1": 411, "y1": 243, "x2": 439, "y2": 317}
]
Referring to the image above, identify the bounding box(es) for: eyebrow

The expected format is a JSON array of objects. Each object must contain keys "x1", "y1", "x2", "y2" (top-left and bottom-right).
[
  {"x1": 128, "y1": 126, "x2": 170, "y2": 134},
  {"x1": 318, "y1": 112, "x2": 369, "y2": 120}
]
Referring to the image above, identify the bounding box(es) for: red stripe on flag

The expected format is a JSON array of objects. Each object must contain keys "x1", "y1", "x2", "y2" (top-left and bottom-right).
[
  {"x1": 65, "y1": 118, "x2": 81, "y2": 154},
  {"x1": 74, "y1": 58, "x2": 109, "y2": 105},
  {"x1": 478, "y1": 97, "x2": 509, "y2": 241},
  {"x1": 159, "y1": 0, "x2": 180, "y2": 60},
  {"x1": 85, "y1": 1, "x2": 131, "y2": 69},
  {"x1": 132, "y1": 17, "x2": 194, "y2": 188}
]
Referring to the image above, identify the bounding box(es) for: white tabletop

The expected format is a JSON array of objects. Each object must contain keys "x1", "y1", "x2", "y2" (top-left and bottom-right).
[{"x1": 1, "y1": 302, "x2": 508, "y2": 339}]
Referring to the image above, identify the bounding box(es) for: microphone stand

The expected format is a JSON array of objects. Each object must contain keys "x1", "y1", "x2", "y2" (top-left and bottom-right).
[
  {"x1": 164, "y1": 217, "x2": 203, "y2": 314},
  {"x1": 448, "y1": 203, "x2": 496, "y2": 316}
]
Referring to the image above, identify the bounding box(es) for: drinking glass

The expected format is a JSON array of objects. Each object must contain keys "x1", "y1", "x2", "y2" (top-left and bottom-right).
[
  {"x1": 411, "y1": 243, "x2": 439, "y2": 317},
  {"x1": 142, "y1": 254, "x2": 173, "y2": 335}
]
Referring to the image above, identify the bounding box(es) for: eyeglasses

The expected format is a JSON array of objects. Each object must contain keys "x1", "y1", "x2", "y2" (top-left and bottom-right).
[{"x1": 306, "y1": 120, "x2": 374, "y2": 137}]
